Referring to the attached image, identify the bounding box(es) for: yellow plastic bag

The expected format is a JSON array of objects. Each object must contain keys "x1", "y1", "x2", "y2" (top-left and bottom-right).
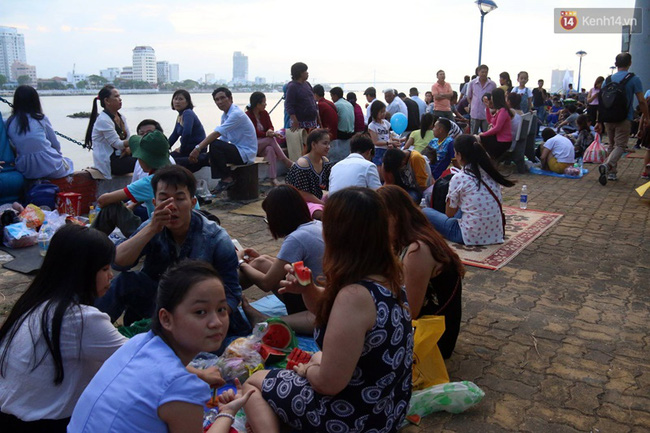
[{"x1": 412, "y1": 315, "x2": 449, "y2": 390}]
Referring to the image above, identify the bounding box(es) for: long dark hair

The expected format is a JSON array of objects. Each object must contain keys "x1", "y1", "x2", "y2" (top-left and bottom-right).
[
  {"x1": 378, "y1": 185, "x2": 465, "y2": 279},
  {"x1": 316, "y1": 188, "x2": 403, "y2": 327},
  {"x1": 419, "y1": 113, "x2": 435, "y2": 139},
  {"x1": 455, "y1": 134, "x2": 515, "y2": 188},
  {"x1": 0, "y1": 225, "x2": 115, "y2": 384},
  {"x1": 382, "y1": 148, "x2": 407, "y2": 190},
  {"x1": 492, "y1": 88, "x2": 514, "y2": 118},
  {"x1": 249, "y1": 91, "x2": 265, "y2": 111},
  {"x1": 370, "y1": 100, "x2": 386, "y2": 123},
  {"x1": 499, "y1": 72, "x2": 513, "y2": 91},
  {"x1": 8, "y1": 85, "x2": 44, "y2": 134},
  {"x1": 84, "y1": 85, "x2": 117, "y2": 149},
  {"x1": 262, "y1": 185, "x2": 311, "y2": 239},
  {"x1": 151, "y1": 260, "x2": 224, "y2": 336}
]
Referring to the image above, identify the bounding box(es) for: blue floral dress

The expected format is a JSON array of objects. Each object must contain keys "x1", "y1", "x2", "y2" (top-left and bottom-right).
[{"x1": 261, "y1": 281, "x2": 413, "y2": 433}]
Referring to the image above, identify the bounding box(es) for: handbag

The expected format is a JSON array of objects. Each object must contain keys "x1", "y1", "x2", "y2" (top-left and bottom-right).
[
  {"x1": 583, "y1": 133, "x2": 606, "y2": 164},
  {"x1": 481, "y1": 179, "x2": 506, "y2": 234}
]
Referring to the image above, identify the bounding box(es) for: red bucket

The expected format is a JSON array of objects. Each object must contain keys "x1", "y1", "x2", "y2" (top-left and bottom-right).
[{"x1": 56, "y1": 192, "x2": 82, "y2": 216}]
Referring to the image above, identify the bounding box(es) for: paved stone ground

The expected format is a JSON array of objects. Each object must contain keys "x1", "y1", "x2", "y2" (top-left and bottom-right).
[{"x1": 1, "y1": 153, "x2": 649, "y2": 432}]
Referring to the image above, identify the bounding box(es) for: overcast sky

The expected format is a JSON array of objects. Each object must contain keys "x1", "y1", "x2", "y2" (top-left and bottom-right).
[{"x1": 2, "y1": 0, "x2": 638, "y2": 89}]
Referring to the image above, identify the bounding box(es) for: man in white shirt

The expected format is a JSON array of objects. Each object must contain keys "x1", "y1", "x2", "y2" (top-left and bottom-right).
[
  {"x1": 384, "y1": 88, "x2": 408, "y2": 119},
  {"x1": 329, "y1": 135, "x2": 381, "y2": 193},
  {"x1": 364, "y1": 87, "x2": 378, "y2": 125}
]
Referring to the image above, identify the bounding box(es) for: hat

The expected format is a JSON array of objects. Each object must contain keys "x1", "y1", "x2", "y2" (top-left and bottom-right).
[
  {"x1": 363, "y1": 87, "x2": 375, "y2": 96},
  {"x1": 129, "y1": 130, "x2": 170, "y2": 170}
]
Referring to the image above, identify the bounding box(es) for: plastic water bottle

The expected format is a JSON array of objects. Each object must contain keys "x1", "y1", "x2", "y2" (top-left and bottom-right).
[
  {"x1": 519, "y1": 185, "x2": 528, "y2": 210},
  {"x1": 88, "y1": 206, "x2": 99, "y2": 225},
  {"x1": 37, "y1": 222, "x2": 55, "y2": 256},
  {"x1": 420, "y1": 197, "x2": 427, "y2": 209}
]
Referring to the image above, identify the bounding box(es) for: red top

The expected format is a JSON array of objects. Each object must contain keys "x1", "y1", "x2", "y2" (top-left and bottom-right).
[
  {"x1": 352, "y1": 102, "x2": 365, "y2": 132},
  {"x1": 245, "y1": 109, "x2": 274, "y2": 139},
  {"x1": 317, "y1": 99, "x2": 338, "y2": 140}
]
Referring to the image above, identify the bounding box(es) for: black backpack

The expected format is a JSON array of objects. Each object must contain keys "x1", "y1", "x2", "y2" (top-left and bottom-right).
[
  {"x1": 432, "y1": 174, "x2": 453, "y2": 213},
  {"x1": 598, "y1": 73, "x2": 635, "y2": 123}
]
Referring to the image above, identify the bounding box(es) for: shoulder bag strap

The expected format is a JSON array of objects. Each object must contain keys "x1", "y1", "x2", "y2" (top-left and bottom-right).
[{"x1": 433, "y1": 275, "x2": 461, "y2": 316}]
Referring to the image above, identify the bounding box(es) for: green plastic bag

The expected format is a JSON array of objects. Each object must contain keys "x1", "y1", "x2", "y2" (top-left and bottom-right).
[{"x1": 407, "y1": 381, "x2": 485, "y2": 418}]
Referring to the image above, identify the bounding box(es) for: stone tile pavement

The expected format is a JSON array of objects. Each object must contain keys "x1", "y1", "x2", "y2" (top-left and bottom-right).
[{"x1": 1, "y1": 153, "x2": 648, "y2": 432}]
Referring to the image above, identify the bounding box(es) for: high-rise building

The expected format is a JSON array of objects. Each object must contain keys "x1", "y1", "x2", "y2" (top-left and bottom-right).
[
  {"x1": 232, "y1": 51, "x2": 248, "y2": 83},
  {"x1": 100, "y1": 67, "x2": 120, "y2": 81},
  {"x1": 132, "y1": 46, "x2": 157, "y2": 84},
  {"x1": 11, "y1": 61, "x2": 37, "y2": 85},
  {"x1": 156, "y1": 61, "x2": 169, "y2": 83},
  {"x1": 120, "y1": 66, "x2": 133, "y2": 81},
  {"x1": 0, "y1": 26, "x2": 27, "y2": 80},
  {"x1": 169, "y1": 64, "x2": 179, "y2": 82}
]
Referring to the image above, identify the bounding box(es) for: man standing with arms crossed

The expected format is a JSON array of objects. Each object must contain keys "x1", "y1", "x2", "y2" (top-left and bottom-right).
[{"x1": 431, "y1": 70, "x2": 454, "y2": 121}]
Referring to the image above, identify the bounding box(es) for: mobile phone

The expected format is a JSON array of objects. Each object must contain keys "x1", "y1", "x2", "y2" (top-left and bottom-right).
[{"x1": 231, "y1": 239, "x2": 249, "y2": 260}]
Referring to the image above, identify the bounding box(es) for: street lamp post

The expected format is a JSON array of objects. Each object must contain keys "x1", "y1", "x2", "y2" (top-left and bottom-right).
[
  {"x1": 576, "y1": 50, "x2": 587, "y2": 93},
  {"x1": 609, "y1": 66, "x2": 616, "y2": 75},
  {"x1": 476, "y1": 0, "x2": 498, "y2": 66}
]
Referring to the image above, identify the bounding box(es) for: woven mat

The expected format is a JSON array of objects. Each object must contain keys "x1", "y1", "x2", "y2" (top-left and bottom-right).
[
  {"x1": 229, "y1": 200, "x2": 265, "y2": 217},
  {"x1": 447, "y1": 206, "x2": 563, "y2": 271}
]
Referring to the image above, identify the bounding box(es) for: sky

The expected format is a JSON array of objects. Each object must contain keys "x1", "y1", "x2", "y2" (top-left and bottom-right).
[{"x1": 2, "y1": 0, "x2": 639, "y2": 90}]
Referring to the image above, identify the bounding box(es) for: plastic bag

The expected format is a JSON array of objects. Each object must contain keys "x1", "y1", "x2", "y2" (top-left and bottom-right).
[
  {"x1": 412, "y1": 316, "x2": 449, "y2": 390},
  {"x1": 19, "y1": 204, "x2": 44, "y2": 229},
  {"x1": 583, "y1": 133, "x2": 606, "y2": 164},
  {"x1": 406, "y1": 381, "x2": 485, "y2": 421},
  {"x1": 216, "y1": 322, "x2": 267, "y2": 382},
  {"x1": 42, "y1": 210, "x2": 67, "y2": 232},
  {"x1": 3, "y1": 221, "x2": 38, "y2": 248}
]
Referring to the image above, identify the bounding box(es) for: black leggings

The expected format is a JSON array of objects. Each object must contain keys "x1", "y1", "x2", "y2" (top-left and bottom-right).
[{"x1": 110, "y1": 152, "x2": 137, "y2": 176}]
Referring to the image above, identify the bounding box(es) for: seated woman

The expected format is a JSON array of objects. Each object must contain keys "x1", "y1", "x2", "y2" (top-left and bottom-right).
[
  {"x1": 238, "y1": 184, "x2": 324, "y2": 319},
  {"x1": 242, "y1": 187, "x2": 412, "y2": 433},
  {"x1": 285, "y1": 129, "x2": 332, "y2": 220},
  {"x1": 168, "y1": 89, "x2": 209, "y2": 172},
  {"x1": 378, "y1": 185, "x2": 465, "y2": 359},
  {"x1": 0, "y1": 225, "x2": 126, "y2": 433},
  {"x1": 404, "y1": 113, "x2": 435, "y2": 153},
  {"x1": 539, "y1": 128, "x2": 575, "y2": 174},
  {"x1": 68, "y1": 260, "x2": 253, "y2": 433},
  {"x1": 5, "y1": 85, "x2": 74, "y2": 179},
  {"x1": 573, "y1": 114, "x2": 594, "y2": 159},
  {"x1": 478, "y1": 88, "x2": 513, "y2": 160},
  {"x1": 424, "y1": 134, "x2": 515, "y2": 246},
  {"x1": 246, "y1": 92, "x2": 293, "y2": 186},
  {"x1": 382, "y1": 147, "x2": 431, "y2": 202}
]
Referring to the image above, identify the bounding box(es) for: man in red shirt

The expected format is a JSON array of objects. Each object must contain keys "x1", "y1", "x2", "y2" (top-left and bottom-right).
[{"x1": 313, "y1": 84, "x2": 338, "y2": 140}]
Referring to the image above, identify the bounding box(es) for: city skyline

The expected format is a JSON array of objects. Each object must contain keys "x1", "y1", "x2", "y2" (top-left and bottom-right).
[{"x1": 1, "y1": 0, "x2": 641, "y2": 90}]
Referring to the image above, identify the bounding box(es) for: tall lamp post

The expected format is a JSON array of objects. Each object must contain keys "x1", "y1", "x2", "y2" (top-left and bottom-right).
[
  {"x1": 576, "y1": 50, "x2": 587, "y2": 93},
  {"x1": 476, "y1": 0, "x2": 498, "y2": 66}
]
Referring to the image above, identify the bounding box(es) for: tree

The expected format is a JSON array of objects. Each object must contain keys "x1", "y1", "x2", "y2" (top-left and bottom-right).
[
  {"x1": 76, "y1": 80, "x2": 88, "y2": 89},
  {"x1": 87, "y1": 74, "x2": 108, "y2": 88},
  {"x1": 182, "y1": 79, "x2": 199, "y2": 90},
  {"x1": 0, "y1": 74, "x2": 6, "y2": 87},
  {"x1": 17, "y1": 75, "x2": 31, "y2": 85}
]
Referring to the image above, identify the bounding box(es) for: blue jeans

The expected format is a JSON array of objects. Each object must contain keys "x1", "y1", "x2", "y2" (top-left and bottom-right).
[
  {"x1": 372, "y1": 147, "x2": 387, "y2": 166},
  {"x1": 423, "y1": 208, "x2": 464, "y2": 244},
  {"x1": 95, "y1": 271, "x2": 158, "y2": 325}
]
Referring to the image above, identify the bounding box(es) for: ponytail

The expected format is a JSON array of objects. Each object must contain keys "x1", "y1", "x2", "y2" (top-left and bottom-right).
[
  {"x1": 84, "y1": 85, "x2": 116, "y2": 150},
  {"x1": 454, "y1": 134, "x2": 515, "y2": 188},
  {"x1": 419, "y1": 113, "x2": 434, "y2": 140}
]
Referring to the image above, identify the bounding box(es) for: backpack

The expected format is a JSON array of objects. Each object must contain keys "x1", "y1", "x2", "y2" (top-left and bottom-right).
[
  {"x1": 432, "y1": 174, "x2": 453, "y2": 213},
  {"x1": 598, "y1": 73, "x2": 635, "y2": 123}
]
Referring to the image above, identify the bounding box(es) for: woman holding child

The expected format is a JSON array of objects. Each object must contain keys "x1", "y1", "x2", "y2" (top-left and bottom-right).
[{"x1": 243, "y1": 187, "x2": 413, "y2": 433}]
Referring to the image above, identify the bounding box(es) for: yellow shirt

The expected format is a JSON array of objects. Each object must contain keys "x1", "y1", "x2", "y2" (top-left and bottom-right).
[{"x1": 408, "y1": 130, "x2": 435, "y2": 153}]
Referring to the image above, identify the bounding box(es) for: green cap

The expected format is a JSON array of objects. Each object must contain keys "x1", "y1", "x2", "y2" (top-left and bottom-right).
[{"x1": 129, "y1": 130, "x2": 170, "y2": 170}]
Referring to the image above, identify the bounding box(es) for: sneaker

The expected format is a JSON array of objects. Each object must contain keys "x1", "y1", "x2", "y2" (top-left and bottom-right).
[
  {"x1": 598, "y1": 164, "x2": 608, "y2": 186},
  {"x1": 607, "y1": 173, "x2": 618, "y2": 181},
  {"x1": 210, "y1": 179, "x2": 235, "y2": 195}
]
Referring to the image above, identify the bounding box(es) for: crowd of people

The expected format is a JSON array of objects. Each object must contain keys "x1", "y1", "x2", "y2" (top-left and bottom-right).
[{"x1": 0, "y1": 52, "x2": 649, "y2": 432}]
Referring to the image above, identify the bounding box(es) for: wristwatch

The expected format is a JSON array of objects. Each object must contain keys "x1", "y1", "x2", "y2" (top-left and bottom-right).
[
  {"x1": 194, "y1": 144, "x2": 201, "y2": 151},
  {"x1": 237, "y1": 259, "x2": 245, "y2": 269}
]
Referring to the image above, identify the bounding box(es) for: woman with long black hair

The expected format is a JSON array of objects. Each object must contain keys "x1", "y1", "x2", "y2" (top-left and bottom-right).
[
  {"x1": 0, "y1": 225, "x2": 126, "y2": 432},
  {"x1": 84, "y1": 85, "x2": 135, "y2": 179},
  {"x1": 478, "y1": 88, "x2": 513, "y2": 160},
  {"x1": 424, "y1": 134, "x2": 515, "y2": 246},
  {"x1": 6, "y1": 85, "x2": 74, "y2": 179}
]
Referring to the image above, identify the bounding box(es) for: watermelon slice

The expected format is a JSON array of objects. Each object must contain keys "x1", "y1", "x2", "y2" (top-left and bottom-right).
[
  {"x1": 285, "y1": 348, "x2": 312, "y2": 370},
  {"x1": 292, "y1": 261, "x2": 312, "y2": 286},
  {"x1": 262, "y1": 320, "x2": 293, "y2": 349},
  {"x1": 259, "y1": 344, "x2": 287, "y2": 365}
]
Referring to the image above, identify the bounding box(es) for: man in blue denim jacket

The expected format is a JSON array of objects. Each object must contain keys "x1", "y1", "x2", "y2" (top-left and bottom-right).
[{"x1": 96, "y1": 165, "x2": 250, "y2": 336}]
